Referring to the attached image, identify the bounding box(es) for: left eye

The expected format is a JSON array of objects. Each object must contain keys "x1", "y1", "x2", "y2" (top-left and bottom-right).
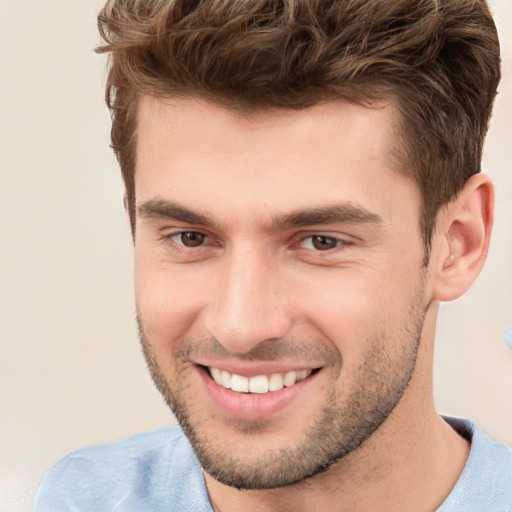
[
  {"x1": 301, "y1": 235, "x2": 343, "y2": 251},
  {"x1": 171, "y1": 231, "x2": 207, "y2": 247}
]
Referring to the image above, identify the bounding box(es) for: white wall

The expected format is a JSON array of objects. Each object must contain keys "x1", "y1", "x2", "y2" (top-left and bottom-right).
[{"x1": 0, "y1": 2, "x2": 510, "y2": 511}]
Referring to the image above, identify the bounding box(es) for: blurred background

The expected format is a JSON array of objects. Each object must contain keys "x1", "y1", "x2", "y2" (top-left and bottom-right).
[{"x1": 0, "y1": 1, "x2": 511, "y2": 510}]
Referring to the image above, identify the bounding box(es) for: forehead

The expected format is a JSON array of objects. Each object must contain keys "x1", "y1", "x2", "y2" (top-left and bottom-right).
[
  {"x1": 136, "y1": 95, "x2": 398, "y2": 160},
  {"x1": 134, "y1": 95, "x2": 417, "y2": 228}
]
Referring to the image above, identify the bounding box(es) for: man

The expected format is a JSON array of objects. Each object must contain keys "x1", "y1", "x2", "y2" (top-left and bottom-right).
[{"x1": 33, "y1": 0, "x2": 511, "y2": 510}]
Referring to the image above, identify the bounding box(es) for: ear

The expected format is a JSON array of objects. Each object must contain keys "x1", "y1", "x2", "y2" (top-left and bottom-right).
[{"x1": 431, "y1": 173, "x2": 494, "y2": 302}]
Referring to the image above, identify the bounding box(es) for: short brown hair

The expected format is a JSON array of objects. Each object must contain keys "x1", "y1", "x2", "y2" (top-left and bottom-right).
[{"x1": 97, "y1": 0, "x2": 500, "y2": 252}]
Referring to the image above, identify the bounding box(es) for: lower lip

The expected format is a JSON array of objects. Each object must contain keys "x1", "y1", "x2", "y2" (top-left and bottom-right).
[{"x1": 197, "y1": 366, "x2": 320, "y2": 420}]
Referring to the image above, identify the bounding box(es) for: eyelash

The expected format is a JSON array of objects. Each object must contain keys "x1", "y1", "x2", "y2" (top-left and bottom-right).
[
  {"x1": 296, "y1": 234, "x2": 347, "y2": 251},
  {"x1": 164, "y1": 231, "x2": 213, "y2": 250},
  {"x1": 163, "y1": 230, "x2": 350, "y2": 253}
]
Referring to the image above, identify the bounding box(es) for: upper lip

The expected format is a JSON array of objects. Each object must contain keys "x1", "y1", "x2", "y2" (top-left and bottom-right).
[{"x1": 194, "y1": 360, "x2": 322, "y2": 377}]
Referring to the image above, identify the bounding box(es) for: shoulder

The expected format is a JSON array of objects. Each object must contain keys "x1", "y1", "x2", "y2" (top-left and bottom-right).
[
  {"x1": 37, "y1": 425, "x2": 186, "y2": 484},
  {"x1": 439, "y1": 417, "x2": 512, "y2": 511},
  {"x1": 32, "y1": 425, "x2": 212, "y2": 512}
]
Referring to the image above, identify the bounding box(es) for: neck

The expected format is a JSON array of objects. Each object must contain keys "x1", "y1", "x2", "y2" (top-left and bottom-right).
[{"x1": 205, "y1": 399, "x2": 469, "y2": 512}]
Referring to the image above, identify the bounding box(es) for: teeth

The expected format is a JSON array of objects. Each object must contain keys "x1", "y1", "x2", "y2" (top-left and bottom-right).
[
  {"x1": 268, "y1": 373, "x2": 284, "y2": 392},
  {"x1": 231, "y1": 374, "x2": 249, "y2": 393},
  {"x1": 249, "y1": 375, "x2": 269, "y2": 394},
  {"x1": 297, "y1": 370, "x2": 309, "y2": 381},
  {"x1": 221, "y1": 370, "x2": 231, "y2": 389},
  {"x1": 210, "y1": 367, "x2": 222, "y2": 385},
  {"x1": 208, "y1": 367, "x2": 312, "y2": 394},
  {"x1": 283, "y1": 371, "x2": 297, "y2": 387}
]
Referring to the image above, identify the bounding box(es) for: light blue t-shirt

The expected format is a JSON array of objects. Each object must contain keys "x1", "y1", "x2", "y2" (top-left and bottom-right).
[{"x1": 32, "y1": 417, "x2": 512, "y2": 511}]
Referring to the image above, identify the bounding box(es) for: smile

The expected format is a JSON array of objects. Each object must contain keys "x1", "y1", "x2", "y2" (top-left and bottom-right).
[{"x1": 208, "y1": 367, "x2": 313, "y2": 394}]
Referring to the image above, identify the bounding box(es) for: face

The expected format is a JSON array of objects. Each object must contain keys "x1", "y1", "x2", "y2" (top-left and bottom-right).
[{"x1": 134, "y1": 97, "x2": 430, "y2": 489}]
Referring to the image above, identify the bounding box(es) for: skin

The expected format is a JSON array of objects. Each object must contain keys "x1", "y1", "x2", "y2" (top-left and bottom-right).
[{"x1": 133, "y1": 96, "x2": 493, "y2": 511}]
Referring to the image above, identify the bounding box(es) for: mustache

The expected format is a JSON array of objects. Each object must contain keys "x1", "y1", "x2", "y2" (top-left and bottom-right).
[
  {"x1": 137, "y1": 316, "x2": 338, "y2": 366},
  {"x1": 178, "y1": 337, "x2": 336, "y2": 364}
]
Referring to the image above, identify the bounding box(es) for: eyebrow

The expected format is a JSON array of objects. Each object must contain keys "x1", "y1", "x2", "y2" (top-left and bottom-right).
[
  {"x1": 271, "y1": 204, "x2": 382, "y2": 230},
  {"x1": 138, "y1": 199, "x2": 216, "y2": 227},
  {"x1": 137, "y1": 198, "x2": 382, "y2": 231}
]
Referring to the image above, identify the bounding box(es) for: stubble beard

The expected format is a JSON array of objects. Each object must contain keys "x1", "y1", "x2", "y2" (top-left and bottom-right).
[{"x1": 138, "y1": 290, "x2": 428, "y2": 490}]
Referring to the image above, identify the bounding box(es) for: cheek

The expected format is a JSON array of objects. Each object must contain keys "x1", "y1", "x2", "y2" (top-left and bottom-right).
[
  {"x1": 294, "y1": 265, "x2": 420, "y2": 366},
  {"x1": 134, "y1": 256, "x2": 210, "y2": 350}
]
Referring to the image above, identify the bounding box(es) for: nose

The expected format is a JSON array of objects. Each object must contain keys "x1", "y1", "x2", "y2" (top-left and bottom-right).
[{"x1": 203, "y1": 244, "x2": 293, "y2": 355}]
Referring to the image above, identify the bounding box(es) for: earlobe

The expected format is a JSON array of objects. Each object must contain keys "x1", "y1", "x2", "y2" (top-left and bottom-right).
[{"x1": 432, "y1": 173, "x2": 494, "y2": 302}]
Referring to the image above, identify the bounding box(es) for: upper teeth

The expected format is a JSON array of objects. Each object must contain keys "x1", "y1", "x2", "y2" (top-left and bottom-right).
[{"x1": 208, "y1": 367, "x2": 312, "y2": 394}]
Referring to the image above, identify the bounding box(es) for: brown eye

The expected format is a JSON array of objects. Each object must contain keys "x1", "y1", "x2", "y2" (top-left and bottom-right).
[
  {"x1": 179, "y1": 232, "x2": 206, "y2": 247},
  {"x1": 311, "y1": 235, "x2": 339, "y2": 251}
]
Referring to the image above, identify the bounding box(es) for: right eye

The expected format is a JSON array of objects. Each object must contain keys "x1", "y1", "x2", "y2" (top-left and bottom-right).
[
  {"x1": 170, "y1": 231, "x2": 208, "y2": 247},
  {"x1": 300, "y1": 234, "x2": 344, "y2": 251}
]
